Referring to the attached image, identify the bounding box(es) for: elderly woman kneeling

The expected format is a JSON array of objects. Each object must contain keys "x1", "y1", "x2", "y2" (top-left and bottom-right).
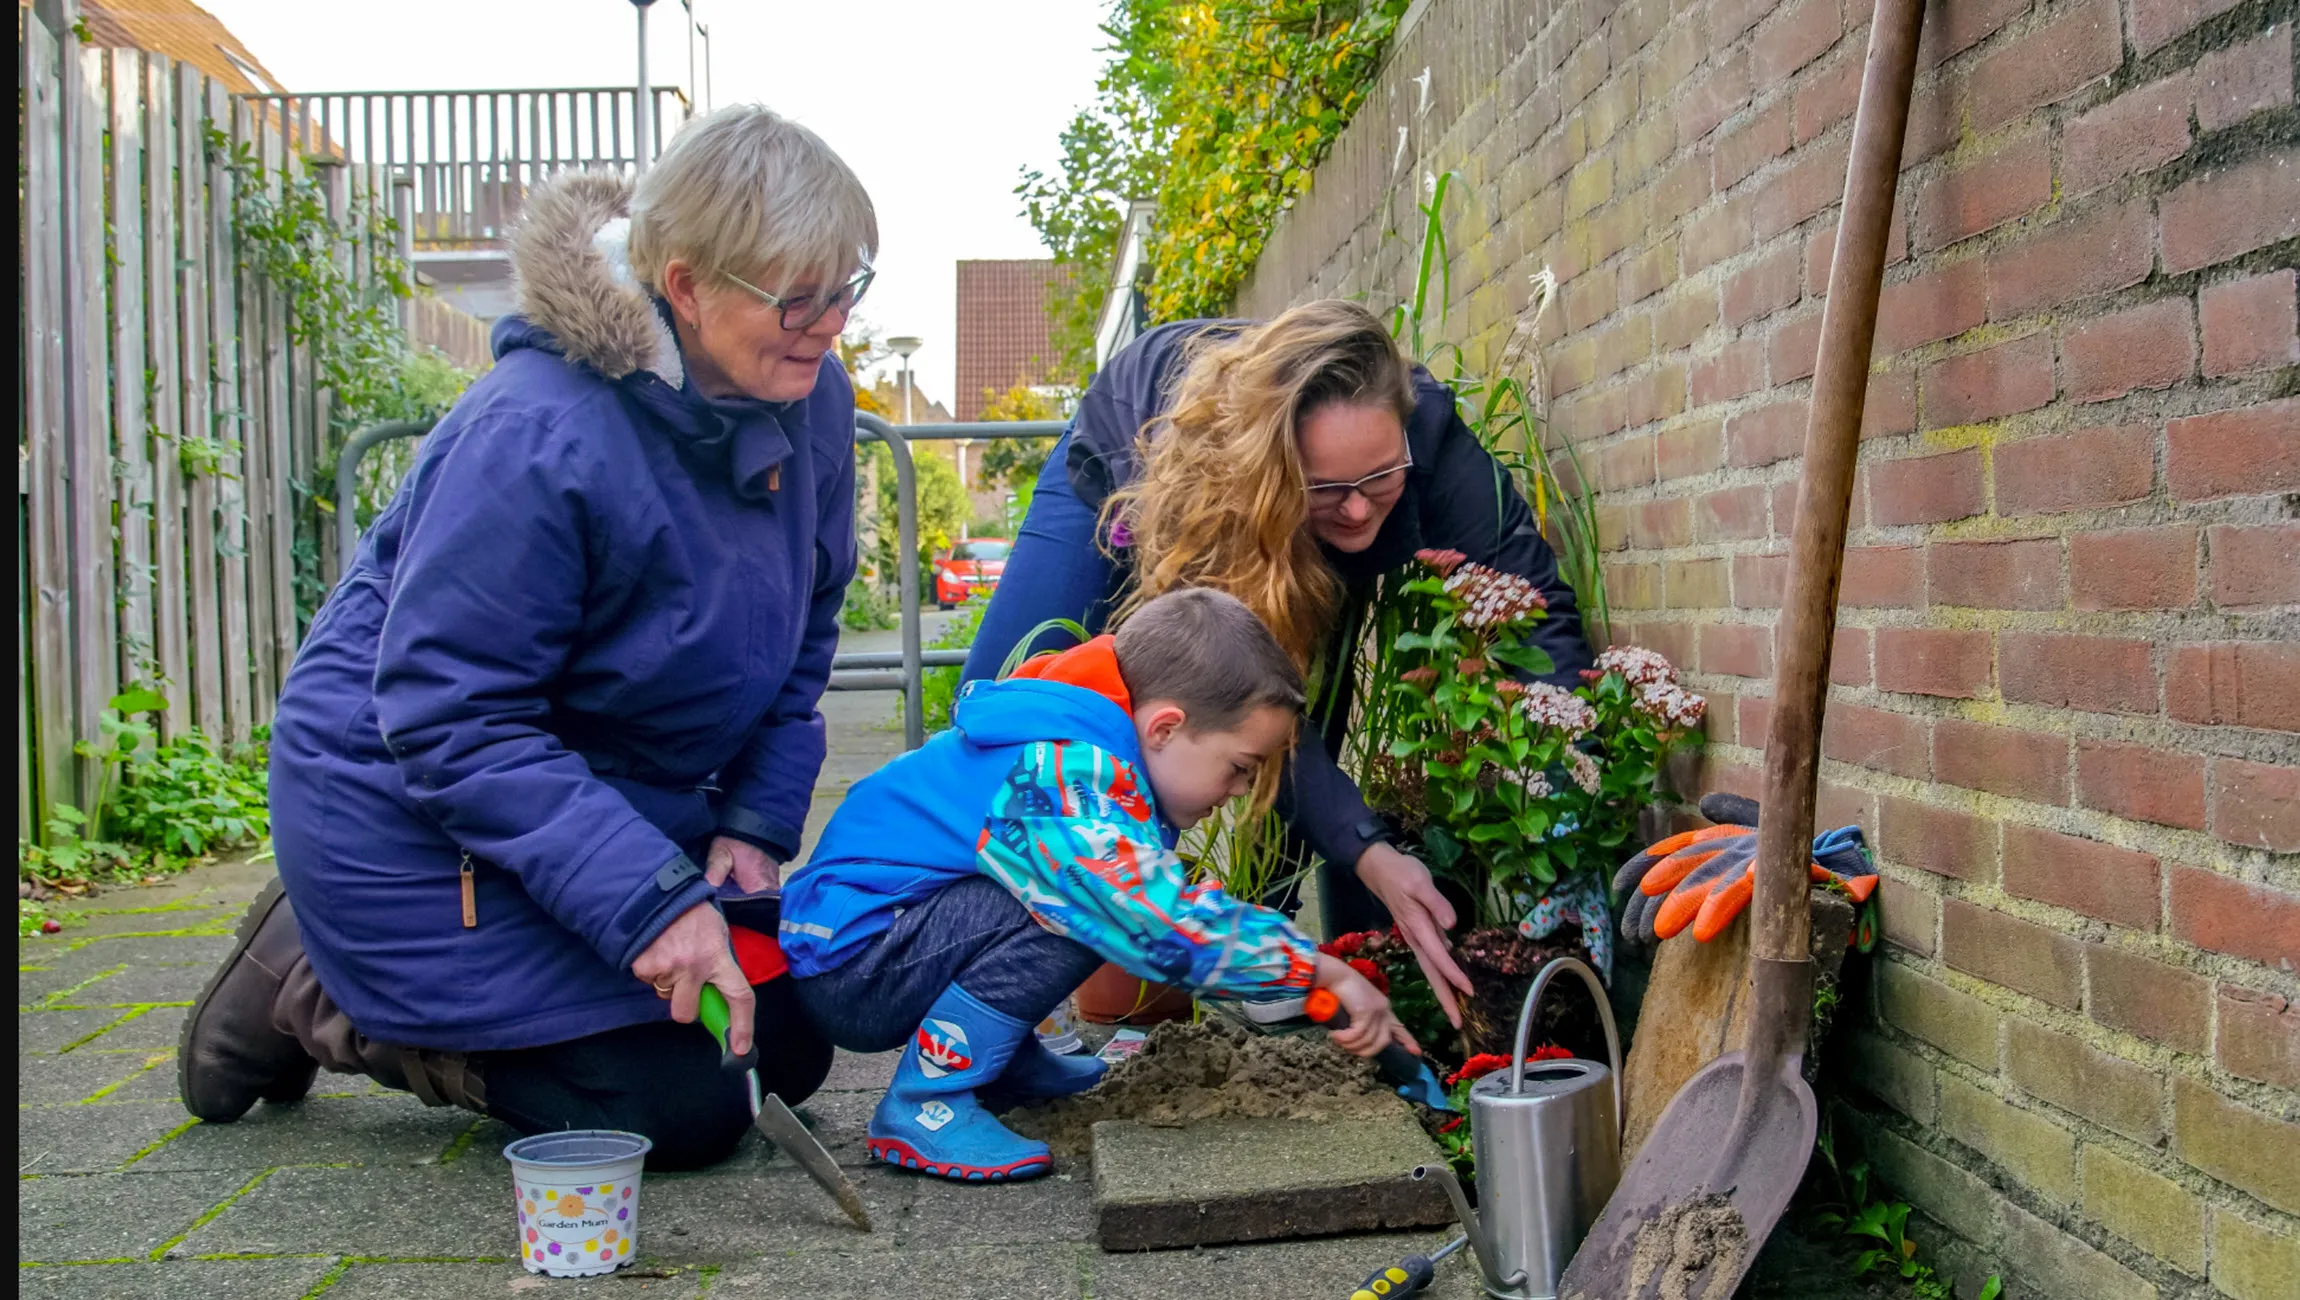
[{"x1": 177, "y1": 106, "x2": 874, "y2": 1170}]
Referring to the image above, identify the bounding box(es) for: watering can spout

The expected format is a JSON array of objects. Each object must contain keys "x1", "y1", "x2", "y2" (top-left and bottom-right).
[{"x1": 1415, "y1": 1164, "x2": 1526, "y2": 1295}]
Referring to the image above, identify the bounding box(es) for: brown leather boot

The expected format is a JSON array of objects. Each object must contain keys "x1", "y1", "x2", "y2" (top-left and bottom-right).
[
  {"x1": 272, "y1": 947, "x2": 489, "y2": 1114},
  {"x1": 179, "y1": 877, "x2": 322, "y2": 1122}
]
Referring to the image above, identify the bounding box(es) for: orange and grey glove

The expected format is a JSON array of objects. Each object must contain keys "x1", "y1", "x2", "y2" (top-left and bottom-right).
[{"x1": 1615, "y1": 793, "x2": 1875, "y2": 945}]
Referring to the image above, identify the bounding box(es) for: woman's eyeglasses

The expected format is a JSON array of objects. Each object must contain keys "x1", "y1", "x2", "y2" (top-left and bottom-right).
[
  {"x1": 722, "y1": 265, "x2": 875, "y2": 331},
  {"x1": 1304, "y1": 444, "x2": 1414, "y2": 509}
]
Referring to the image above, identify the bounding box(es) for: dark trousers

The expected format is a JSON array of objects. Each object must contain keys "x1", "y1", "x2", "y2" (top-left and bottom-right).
[{"x1": 790, "y1": 876, "x2": 1105, "y2": 1054}]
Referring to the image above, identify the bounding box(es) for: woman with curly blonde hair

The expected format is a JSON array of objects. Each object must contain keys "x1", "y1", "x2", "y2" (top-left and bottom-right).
[{"x1": 963, "y1": 299, "x2": 1593, "y2": 1026}]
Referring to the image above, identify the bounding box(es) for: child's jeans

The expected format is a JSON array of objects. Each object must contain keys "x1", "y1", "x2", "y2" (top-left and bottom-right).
[{"x1": 790, "y1": 876, "x2": 1105, "y2": 1052}]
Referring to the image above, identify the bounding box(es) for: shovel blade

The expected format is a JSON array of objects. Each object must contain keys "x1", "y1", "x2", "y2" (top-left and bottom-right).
[{"x1": 1557, "y1": 1049, "x2": 1816, "y2": 1300}]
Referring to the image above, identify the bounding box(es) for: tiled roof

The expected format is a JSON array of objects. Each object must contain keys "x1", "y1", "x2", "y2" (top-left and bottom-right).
[
  {"x1": 79, "y1": 0, "x2": 284, "y2": 95},
  {"x1": 954, "y1": 259, "x2": 1079, "y2": 421}
]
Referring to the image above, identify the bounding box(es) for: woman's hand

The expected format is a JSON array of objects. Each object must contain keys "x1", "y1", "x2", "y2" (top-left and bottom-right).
[
  {"x1": 705, "y1": 836, "x2": 780, "y2": 894},
  {"x1": 630, "y1": 903, "x2": 754, "y2": 1057},
  {"x1": 1355, "y1": 842, "x2": 1475, "y2": 1029},
  {"x1": 1313, "y1": 953, "x2": 1419, "y2": 1058}
]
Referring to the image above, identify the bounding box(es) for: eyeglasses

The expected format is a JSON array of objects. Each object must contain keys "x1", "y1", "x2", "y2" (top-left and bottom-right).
[
  {"x1": 721, "y1": 264, "x2": 875, "y2": 331},
  {"x1": 1304, "y1": 443, "x2": 1415, "y2": 510}
]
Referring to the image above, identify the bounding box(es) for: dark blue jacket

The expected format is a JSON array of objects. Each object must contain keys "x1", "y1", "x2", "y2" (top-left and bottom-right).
[{"x1": 269, "y1": 174, "x2": 857, "y2": 1050}]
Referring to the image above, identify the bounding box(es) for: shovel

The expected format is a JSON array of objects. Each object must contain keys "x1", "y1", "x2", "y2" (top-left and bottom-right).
[
  {"x1": 699, "y1": 985, "x2": 875, "y2": 1232},
  {"x1": 1556, "y1": 0, "x2": 1924, "y2": 1294}
]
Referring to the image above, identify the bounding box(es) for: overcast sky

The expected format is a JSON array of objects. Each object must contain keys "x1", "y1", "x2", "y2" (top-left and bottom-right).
[{"x1": 199, "y1": 0, "x2": 1109, "y2": 403}]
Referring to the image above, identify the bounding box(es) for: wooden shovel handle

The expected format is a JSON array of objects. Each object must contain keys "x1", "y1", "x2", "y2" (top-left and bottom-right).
[{"x1": 1753, "y1": 0, "x2": 1927, "y2": 968}]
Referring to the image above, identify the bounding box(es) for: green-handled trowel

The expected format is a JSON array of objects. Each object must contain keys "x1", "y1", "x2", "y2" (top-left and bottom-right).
[{"x1": 699, "y1": 984, "x2": 873, "y2": 1232}]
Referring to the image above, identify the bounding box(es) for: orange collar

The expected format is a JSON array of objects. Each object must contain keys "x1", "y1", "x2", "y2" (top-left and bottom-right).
[{"x1": 1007, "y1": 635, "x2": 1133, "y2": 713}]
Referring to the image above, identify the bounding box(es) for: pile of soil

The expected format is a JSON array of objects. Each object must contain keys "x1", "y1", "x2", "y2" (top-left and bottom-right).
[
  {"x1": 1618, "y1": 1193, "x2": 1749, "y2": 1300},
  {"x1": 1002, "y1": 1017, "x2": 1405, "y2": 1156}
]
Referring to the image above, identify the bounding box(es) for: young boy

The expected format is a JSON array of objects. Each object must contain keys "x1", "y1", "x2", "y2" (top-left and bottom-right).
[{"x1": 779, "y1": 588, "x2": 1413, "y2": 1182}]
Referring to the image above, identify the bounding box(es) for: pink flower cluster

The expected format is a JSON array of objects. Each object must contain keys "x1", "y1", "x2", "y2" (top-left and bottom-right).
[
  {"x1": 1521, "y1": 682, "x2": 1598, "y2": 737},
  {"x1": 1582, "y1": 644, "x2": 1707, "y2": 729},
  {"x1": 1635, "y1": 679, "x2": 1708, "y2": 729},
  {"x1": 1444, "y1": 564, "x2": 1548, "y2": 629},
  {"x1": 1566, "y1": 748, "x2": 1603, "y2": 794},
  {"x1": 1589, "y1": 645, "x2": 1676, "y2": 688}
]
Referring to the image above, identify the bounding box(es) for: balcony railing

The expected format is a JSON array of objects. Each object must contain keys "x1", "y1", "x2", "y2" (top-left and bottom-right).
[{"x1": 236, "y1": 87, "x2": 691, "y2": 248}]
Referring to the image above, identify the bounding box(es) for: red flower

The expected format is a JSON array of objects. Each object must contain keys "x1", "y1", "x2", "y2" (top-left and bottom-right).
[
  {"x1": 1446, "y1": 1053, "x2": 1514, "y2": 1086},
  {"x1": 1457, "y1": 656, "x2": 1488, "y2": 677},
  {"x1": 1437, "y1": 1115, "x2": 1464, "y2": 1134},
  {"x1": 1400, "y1": 667, "x2": 1439, "y2": 691},
  {"x1": 1528, "y1": 1043, "x2": 1573, "y2": 1062},
  {"x1": 1349, "y1": 957, "x2": 1390, "y2": 994}
]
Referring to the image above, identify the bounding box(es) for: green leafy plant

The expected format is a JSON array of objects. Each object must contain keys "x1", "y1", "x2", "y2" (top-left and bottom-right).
[
  {"x1": 917, "y1": 596, "x2": 993, "y2": 733},
  {"x1": 1021, "y1": 0, "x2": 1413, "y2": 375},
  {"x1": 1814, "y1": 1116, "x2": 2004, "y2": 1299},
  {"x1": 839, "y1": 582, "x2": 901, "y2": 633},
  {"x1": 1366, "y1": 551, "x2": 1704, "y2": 925}
]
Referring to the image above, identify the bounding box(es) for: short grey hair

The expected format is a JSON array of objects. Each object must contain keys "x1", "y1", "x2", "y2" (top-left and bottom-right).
[{"x1": 626, "y1": 104, "x2": 877, "y2": 299}]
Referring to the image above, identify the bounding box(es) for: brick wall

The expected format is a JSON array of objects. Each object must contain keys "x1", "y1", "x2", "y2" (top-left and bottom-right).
[{"x1": 1234, "y1": 0, "x2": 2298, "y2": 1295}]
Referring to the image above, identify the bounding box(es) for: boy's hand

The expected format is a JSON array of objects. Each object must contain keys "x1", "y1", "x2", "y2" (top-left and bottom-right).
[{"x1": 1313, "y1": 953, "x2": 1419, "y2": 1059}]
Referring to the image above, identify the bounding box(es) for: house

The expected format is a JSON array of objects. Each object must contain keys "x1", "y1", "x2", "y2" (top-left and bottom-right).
[
  {"x1": 953, "y1": 258, "x2": 1081, "y2": 421},
  {"x1": 77, "y1": 0, "x2": 283, "y2": 93}
]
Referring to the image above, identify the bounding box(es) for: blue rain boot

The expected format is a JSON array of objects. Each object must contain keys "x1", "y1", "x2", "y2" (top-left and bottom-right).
[
  {"x1": 867, "y1": 985, "x2": 1053, "y2": 1182},
  {"x1": 983, "y1": 1035, "x2": 1106, "y2": 1105}
]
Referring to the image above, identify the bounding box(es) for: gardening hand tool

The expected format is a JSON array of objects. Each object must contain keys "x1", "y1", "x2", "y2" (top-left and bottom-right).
[
  {"x1": 1558, "y1": 0, "x2": 1925, "y2": 1288},
  {"x1": 698, "y1": 985, "x2": 874, "y2": 1232},
  {"x1": 1417, "y1": 957, "x2": 1622, "y2": 1299},
  {"x1": 1304, "y1": 987, "x2": 1456, "y2": 1112},
  {"x1": 1348, "y1": 1233, "x2": 1469, "y2": 1299}
]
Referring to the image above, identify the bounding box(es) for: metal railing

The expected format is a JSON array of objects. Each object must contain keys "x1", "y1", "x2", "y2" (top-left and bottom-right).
[
  {"x1": 336, "y1": 413, "x2": 1069, "y2": 750},
  {"x1": 237, "y1": 87, "x2": 691, "y2": 247}
]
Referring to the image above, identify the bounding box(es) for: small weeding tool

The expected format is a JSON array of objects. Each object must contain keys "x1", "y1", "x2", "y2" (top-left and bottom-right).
[
  {"x1": 1304, "y1": 988, "x2": 1457, "y2": 1112},
  {"x1": 699, "y1": 984, "x2": 873, "y2": 1232}
]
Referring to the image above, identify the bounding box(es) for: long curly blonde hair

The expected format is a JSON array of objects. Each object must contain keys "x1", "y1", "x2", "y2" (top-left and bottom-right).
[{"x1": 1105, "y1": 300, "x2": 1417, "y2": 666}]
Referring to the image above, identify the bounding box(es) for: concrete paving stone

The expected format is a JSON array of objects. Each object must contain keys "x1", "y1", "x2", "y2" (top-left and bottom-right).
[
  {"x1": 19, "y1": 1047, "x2": 159, "y2": 1104},
  {"x1": 714, "y1": 1243, "x2": 1088, "y2": 1299},
  {"x1": 64, "y1": 933, "x2": 237, "y2": 969},
  {"x1": 18, "y1": 1102, "x2": 192, "y2": 1174},
  {"x1": 1087, "y1": 1231, "x2": 1484, "y2": 1300},
  {"x1": 19, "y1": 961, "x2": 101, "y2": 1006},
  {"x1": 21, "y1": 1008, "x2": 134, "y2": 1056},
  {"x1": 16, "y1": 1259, "x2": 335, "y2": 1300},
  {"x1": 133, "y1": 1095, "x2": 483, "y2": 1172},
  {"x1": 818, "y1": 1048, "x2": 898, "y2": 1093},
  {"x1": 18, "y1": 1170, "x2": 250, "y2": 1262},
  {"x1": 638, "y1": 1166, "x2": 910, "y2": 1261},
  {"x1": 320, "y1": 1261, "x2": 703, "y2": 1298},
  {"x1": 89, "y1": 1052, "x2": 182, "y2": 1103},
  {"x1": 786, "y1": 1090, "x2": 876, "y2": 1167},
  {"x1": 900, "y1": 1164, "x2": 1095, "y2": 1248},
  {"x1": 34, "y1": 908, "x2": 237, "y2": 943},
  {"x1": 179, "y1": 1165, "x2": 509, "y2": 1258},
  {"x1": 1091, "y1": 1116, "x2": 1453, "y2": 1252},
  {"x1": 57, "y1": 963, "x2": 211, "y2": 1007},
  {"x1": 85, "y1": 1005, "x2": 188, "y2": 1050}
]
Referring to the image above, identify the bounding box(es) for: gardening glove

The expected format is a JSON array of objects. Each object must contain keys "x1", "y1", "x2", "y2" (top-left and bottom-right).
[
  {"x1": 1707, "y1": 795, "x2": 1879, "y2": 903},
  {"x1": 1519, "y1": 873, "x2": 1615, "y2": 984},
  {"x1": 1614, "y1": 793, "x2": 1873, "y2": 945}
]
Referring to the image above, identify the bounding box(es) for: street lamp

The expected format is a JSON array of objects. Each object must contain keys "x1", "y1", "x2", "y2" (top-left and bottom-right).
[
  {"x1": 697, "y1": 22, "x2": 713, "y2": 110},
  {"x1": 630, "y1": 0, "x2": 659, "y2": 173},
  {"x1": 887, "y1": 336, "x2": 923, "y2": 426}
]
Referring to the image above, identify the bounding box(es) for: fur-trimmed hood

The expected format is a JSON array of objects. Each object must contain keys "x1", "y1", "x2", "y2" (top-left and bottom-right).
[{"x1": 508, "y1": 171, "x2": 684, "y2": 389}]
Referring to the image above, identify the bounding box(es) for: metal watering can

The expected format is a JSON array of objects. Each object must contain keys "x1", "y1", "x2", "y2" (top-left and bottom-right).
[{"x1": 1417, "y1": 956, "x2": 1623, "y2": 1300}]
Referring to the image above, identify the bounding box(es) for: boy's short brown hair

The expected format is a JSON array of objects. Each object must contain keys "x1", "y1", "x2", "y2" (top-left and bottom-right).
[{"x1": 1113, "y1": 588, "x2": 1306, "y2": 731}]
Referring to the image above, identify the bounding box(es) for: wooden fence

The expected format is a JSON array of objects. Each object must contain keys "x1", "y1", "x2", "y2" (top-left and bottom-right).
[{"x1": 16, "y1": 11, "x2": 479, "y2": 834}]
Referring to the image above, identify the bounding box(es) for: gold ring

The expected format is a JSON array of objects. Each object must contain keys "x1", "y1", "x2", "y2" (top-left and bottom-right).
[{"x1": 653, "y1": 981, "x2": 675, "y2": 997}]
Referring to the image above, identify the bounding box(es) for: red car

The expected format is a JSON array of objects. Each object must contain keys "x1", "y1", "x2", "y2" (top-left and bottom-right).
[{"x1": 933, "y1": 537, "x2": 1011, "y2": 609}]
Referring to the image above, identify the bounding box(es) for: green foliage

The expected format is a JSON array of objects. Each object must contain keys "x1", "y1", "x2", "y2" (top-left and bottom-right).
[
  {"x1": 1020, "y1": 0, "x2": 1411, "y2": 374},
  {"x1": 20, "y1": 897, "x2": 77, "y2": 937},
  {"x1": 839, "y1": 582, "x2": 901, "y2": 632},
  {"x1": 1815, "y1": 1116, "x2": 2005, "y2": 1300},
  {"x1": 975, "y1": 382, "x2": 1062, "y2": 522},
  {"x1": 917, "y1": 597, "x2": 993, "y2": 734},
  {"x1": 350, "y1": 350, "x2": 479, "y2": 534},
  {"x1": 862, "y1": 444, "x2": 972, "y2": 603},
  {"x1": 19, "y1": 691, "x2": 270, "y2": 888},
  {"x1": 1177, "y1": 798, "x2": 1301, "y2": 906},
  {"x1": 1363, "y1": 557, "x2": 1702, "y2": 926}
]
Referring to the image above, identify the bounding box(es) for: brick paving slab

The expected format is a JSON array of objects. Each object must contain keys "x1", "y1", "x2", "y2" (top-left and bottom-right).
[
  {"x1": 20, "y1": 1007, "x2": 132, "y2": 1055},
  {"x1": 1088, "y1": 1231, "x2": 1484, "y2": 1299},
  {"x1": 17, "y1": 1169, "x2": 252, "y2": 1262},
  {"x1": 131, "y1": 1096, "x2": 483, "y2": 1172},
  {"x1": 86, "y1": 1005, "x2": 189, "y2": 1051},
  {"x1": 54, "y1": 965, "x2": 209, "y2": 1007},
  {"x1": 715, "y1": 1242, "x2": 1091, "y2": 1298},
  {"x1": 55, "y1": 934, "x2": 240, "y2": 968},
  {"x1": 18, "y1": 1102, "x2": 192, "y2": 1174},
  {"x1": 81, "y1": 1052, "x2": 181, "y2": 1104},
  {"x1": 17, "y1": 1259, "x2": 336, "y2": 1300},
  {"x1": 320, "y1": 1260, "x2": 705, "y2": 1297},
  {"x1": 19, "y1": 1047, "x2": 158, "y2": 1105},
  {"x1": 178, "y1": 1165, "x2": 511, "y2": 1259},
  {"x1": 637, "y1": 1166, "x2": 910, "y2": 1261},
  {"x1": 900, "y1": 1165, "x2": 1097, "y2": 1248}
]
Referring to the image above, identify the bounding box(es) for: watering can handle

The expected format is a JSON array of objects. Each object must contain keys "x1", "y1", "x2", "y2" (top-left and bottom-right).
[{"x1": 1509, "y1": 956, "x2": 1624, "y2": 1137}]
